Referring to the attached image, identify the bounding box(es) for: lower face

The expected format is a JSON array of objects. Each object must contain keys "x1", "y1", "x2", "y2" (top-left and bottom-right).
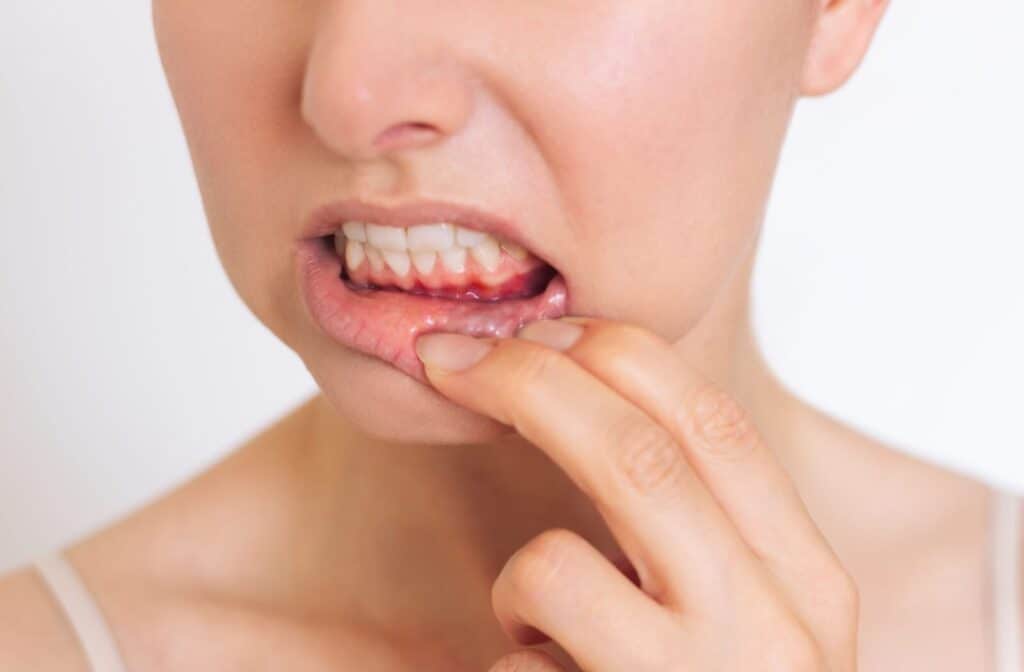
[{"x1": 152, "y1": 1, "x2": 815, "y2": 443}]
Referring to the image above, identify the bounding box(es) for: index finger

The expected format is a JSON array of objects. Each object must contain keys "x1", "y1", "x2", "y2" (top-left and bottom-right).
[
  {"x1": 518, "y1": 317, "x2": 857, "y2": 657},
  {"x1": 527, "y1": 318, "x2": 843, "y2": 574},
  {"x1": 415, "y1": 329, "x2": 766, "y2": 612}
]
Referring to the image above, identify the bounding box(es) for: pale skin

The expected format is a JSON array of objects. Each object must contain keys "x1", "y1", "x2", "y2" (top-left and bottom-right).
[
  {"x1": 415, "y1": 318, "x2": 859, "y2": 671},
  {"x1": 0, "y1": 0, "x2": 1013, "y2": 670}
]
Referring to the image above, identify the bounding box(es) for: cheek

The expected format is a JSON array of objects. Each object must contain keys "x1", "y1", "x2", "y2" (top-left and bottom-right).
[
  {"x1": 519, "y1": 2, "x2": 810, "y2": 337},
  {"x1": 152, "y1": 0, "x2": 309, "y2": 333}
]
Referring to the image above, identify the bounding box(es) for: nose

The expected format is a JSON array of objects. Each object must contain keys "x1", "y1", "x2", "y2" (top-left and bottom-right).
[{"x1": 300, "y1": 2, "x2": 474, "y2": 161}]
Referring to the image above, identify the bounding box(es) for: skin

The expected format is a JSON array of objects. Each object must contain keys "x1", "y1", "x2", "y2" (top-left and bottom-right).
[
  {"x1": 415, "y1": 319, "x2": 859, "y2": 670},
  {"x1": 0, "y1": 0, "x2": 1010, "y2": 670}
]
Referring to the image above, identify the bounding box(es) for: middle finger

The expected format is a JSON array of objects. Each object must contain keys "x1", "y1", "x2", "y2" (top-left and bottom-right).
[{"x1": 415, "y1": 332, "x2": 765, "y2": 613}]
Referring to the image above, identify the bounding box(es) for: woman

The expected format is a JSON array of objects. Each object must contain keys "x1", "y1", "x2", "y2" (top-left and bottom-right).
[{"x1": 1, "y1": 0, "x2": 1015, "y2": 670}]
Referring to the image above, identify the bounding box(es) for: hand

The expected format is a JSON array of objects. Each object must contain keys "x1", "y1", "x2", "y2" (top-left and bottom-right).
[{"x1": 414, "y1": 317, "x2": 859, "y2": 672}]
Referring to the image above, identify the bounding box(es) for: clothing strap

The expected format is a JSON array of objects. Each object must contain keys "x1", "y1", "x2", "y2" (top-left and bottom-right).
[
  {"x1": 992, "y1": 489, "x2": 1022, "y2": 672},
  {"x1": 25, "y1": 490, "x2": 1024, "y2": 672},
  {"x1": 33, "y1": 552, "x2": 128, "y2": 672}
]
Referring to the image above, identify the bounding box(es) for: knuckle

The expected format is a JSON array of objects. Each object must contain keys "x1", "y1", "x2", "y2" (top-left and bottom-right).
[
  {"x1": 504, "y1": 528, "x2": 581, "y2": 605},
  {"x1": 823, "y1": 565, "x2": 860, "y2": 620},
  {"x1": 685, "y1": 383, "x2": 760, "y2": 460},
  {"x1": 488, "y1": 650, "x2": 563, "y2": 672},
  {"x1": 768, "y1": 622, "x2": 826, "y2": 671},
  {"x1": 609, "y1": 416, "x2": 688, "y2": 496},
  {"x1": 840, "y1": 572, "x2": 861, "y2": 618}
]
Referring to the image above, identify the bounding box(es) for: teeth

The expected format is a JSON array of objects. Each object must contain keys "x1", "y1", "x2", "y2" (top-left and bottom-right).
[
  {"x1": 364, "y1": 245, "x2": 385, "y2": 273},
  {"x1": 455, "y1": 226, "x2": 489, "y2": 247},
  {"x1": 341, "y1": 221, "x2": 367, "y2": 243},
  {"x1": 411, "y1": 250, "x2": 436, "y2": 274},
  {"x1": 345, "y1": 239, "x2": 365, "y2": 270},
  {"x1": 500, "y1": 240, "x2": 528, "y2": 261},
  {"x1": 406, "y1": 223, "x2": 455, "y2": 252},
  {"x1": 338, "y1": 220, "x2": 532, "y2": 279},
  {"x1": 382, "y1": 250, "x2": 411, "y2": 276},
  {"x1": 365, "y1": 223, "x2": 407, "y2": 251},
  {"x1": 470, "y1": 237, "x2": 501, "y2": 272},
  {"x1": 439, "y1": 247, "x2": 467, "y2": 273}
]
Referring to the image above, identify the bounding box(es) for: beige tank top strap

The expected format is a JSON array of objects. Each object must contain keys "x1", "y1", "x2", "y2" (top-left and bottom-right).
[
  {"x1": 24, "y1": 491, "x2": 1022, "y2": 672},
  {"x1": 33, "y1": 552, "x2": 128, "y2": 672},
  {"x1": 991, "y1": 488, "x2": 1023, "y2": 672}
]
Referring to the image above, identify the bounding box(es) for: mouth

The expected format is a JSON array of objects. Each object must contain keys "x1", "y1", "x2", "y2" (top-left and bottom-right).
[{"x1": 295, "y1": 200, "x2": 569, "y2": 384}]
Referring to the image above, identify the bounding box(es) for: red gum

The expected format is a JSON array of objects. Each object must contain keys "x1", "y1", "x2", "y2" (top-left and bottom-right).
[
  {"x1": 345, "y1": 242, "x2": 552, "y2": 301},
  {"x1": 346, "y1": 265, "x2": 558, "y2": 302},
  {"x1": 296, "y1": 238, "x2": 568, "y2": 384}
]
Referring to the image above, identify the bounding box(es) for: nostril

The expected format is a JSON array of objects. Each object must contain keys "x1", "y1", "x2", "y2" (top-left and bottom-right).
[{"x1": 372, "y1": 121, "x2": 441, "y2": 152}]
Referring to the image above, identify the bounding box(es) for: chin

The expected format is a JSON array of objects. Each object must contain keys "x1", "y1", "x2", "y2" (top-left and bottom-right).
[{"x1": 303, "y1": 340, "x2": 514, "y2": 445}]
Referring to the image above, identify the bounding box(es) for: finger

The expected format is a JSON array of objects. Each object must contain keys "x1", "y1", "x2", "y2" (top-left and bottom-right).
[
  {"x1": 416, "y1": 332, "x2": 760, "y2": 612},
  {"x1": 491, "y1": 528, "x2": 685, "y2": 672},
  {"x1": 488, "y1": 650, "x2": 566, "y2": 672},
  {"x1": 528, "y1": 317, "x2": 833, "y2": 567},
  {"x1": 521, "y1": 317, "x2": 857, "y2": 657}
]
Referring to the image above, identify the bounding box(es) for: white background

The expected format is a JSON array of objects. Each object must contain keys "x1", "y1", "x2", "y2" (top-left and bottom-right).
[{"x1": 1, "y1": 1, "x2": 1021, "y2": 573}]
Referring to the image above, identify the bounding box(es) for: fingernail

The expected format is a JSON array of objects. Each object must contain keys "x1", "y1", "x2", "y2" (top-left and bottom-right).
[
  {"x1": 415, "y1": 333, "x2": 495, "y2": 372},
  {"x1": 516, "y1": 319, "x2": 584, "y2": 351}
]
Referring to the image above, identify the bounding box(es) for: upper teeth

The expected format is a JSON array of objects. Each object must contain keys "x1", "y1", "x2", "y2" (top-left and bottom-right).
[
  {"x1": 337, "y1": 221, "x2": 528, "y2": 275},
  {"x1": 341, "y1": 221, "x2": 369, "y2": 243}
]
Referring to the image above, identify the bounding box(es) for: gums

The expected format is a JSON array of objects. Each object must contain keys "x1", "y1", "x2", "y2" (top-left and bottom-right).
[
  {"x1": 342, "y1": 263, "x2": 558, "y2": 302},
  {"x1": 296, "y1": 236, "x2": 569, "y2": 384}
]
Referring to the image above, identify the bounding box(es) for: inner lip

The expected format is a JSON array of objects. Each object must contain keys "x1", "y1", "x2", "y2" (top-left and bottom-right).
[
  {"x1": 324, "y1": 233, "x2": 562, "y2": 302},
  {"x1": 296, "y1": 232, "x2": 570, "y2": 383}
]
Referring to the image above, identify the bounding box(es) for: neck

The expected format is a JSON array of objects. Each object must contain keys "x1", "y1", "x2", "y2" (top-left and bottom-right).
[{"x1": 288, "y1": 235, "x2": 817, "y2": 623}]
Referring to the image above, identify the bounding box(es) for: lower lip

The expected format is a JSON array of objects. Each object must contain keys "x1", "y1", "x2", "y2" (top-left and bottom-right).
[{"x1": 295, "y1": 238, "x2": 569, "y2": 384}]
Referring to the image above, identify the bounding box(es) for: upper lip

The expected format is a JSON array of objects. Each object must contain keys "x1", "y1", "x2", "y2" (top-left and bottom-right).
[{"x1": 302, "y1": 198, "x2": 538, "y2": 254}]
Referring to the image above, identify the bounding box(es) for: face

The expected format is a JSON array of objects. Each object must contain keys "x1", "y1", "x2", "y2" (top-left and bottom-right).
[{"x1": 151, "y1": 1, "x2": 828, "y2": 444}]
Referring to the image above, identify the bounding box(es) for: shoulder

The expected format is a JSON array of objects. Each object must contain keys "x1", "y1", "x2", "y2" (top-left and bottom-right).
[
  {"x1": 0, "y1": 395, "x2": 325, "y2": 671},
  {"x1": 0, "y1": 564, "x2": 89, "y2": 671}
]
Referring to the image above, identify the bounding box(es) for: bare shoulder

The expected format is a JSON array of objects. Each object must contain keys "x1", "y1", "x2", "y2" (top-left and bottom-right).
[
  {"x1": 0, "y1": 395, "x2": 325, "y2": 671},
  {"x1": 0, "y1": 565, "x2": 89, "y2": 671}
]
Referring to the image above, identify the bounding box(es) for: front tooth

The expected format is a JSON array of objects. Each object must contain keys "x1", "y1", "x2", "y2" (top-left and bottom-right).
[
  {"x1": 406, "y1": 223, "x2": 455, "y2": 252},
  {"x1": 470, "y1": 237, "x2": 501, "y2": 272},
  {"x1": 439, "y1": 247, "x2": 467, "y2": 273},
  {"x1": 500, "y1": 240, "x2": 528, "y2": 261},
  {"x1": 382, "y1": 250, "x2": 411, "y2": 276},
  {"x1": 345, "y1": 239, "x2": 365, "y2": 270},
  {"x1": 455, "y1": 226, "x2": 489, "y2": 247},
  {"x1": 341, "y1": 221, "x2": 367, "y2": 242},
  {"x1": 365, "y1": 246, "x2": 385, "y2": 273},
  {"x1": 411, "y1": 250, "x2": 436, "y2": 274},
  {"x1": 365, "y1": 223, "x2": 407, "y2": 251}
]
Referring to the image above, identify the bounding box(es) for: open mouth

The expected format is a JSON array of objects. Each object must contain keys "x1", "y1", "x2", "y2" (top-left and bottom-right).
[{"x1": 296, "y1": 219, "x2": 568, "y2": 383}]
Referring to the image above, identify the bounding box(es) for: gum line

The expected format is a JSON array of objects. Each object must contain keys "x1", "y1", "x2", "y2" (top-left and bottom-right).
[
  {"x1": 297, "y1": 238, "x2": 568, "y2": 383},
  {"x1": 343, "y1": 264, "x2": 558, "y2": 301},
  {"x1": 340, "y1": 236, "x2": 548, "y2": 298}
]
